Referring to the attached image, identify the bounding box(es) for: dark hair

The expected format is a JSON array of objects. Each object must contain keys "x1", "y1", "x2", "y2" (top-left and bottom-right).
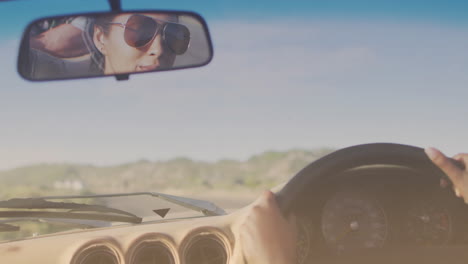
[
  {"x1": 84, "y1": 14, "x2": 116, "y2": 74},
  {"x1": 93, "y1": 15, "x2": 114, "y2": 35}
]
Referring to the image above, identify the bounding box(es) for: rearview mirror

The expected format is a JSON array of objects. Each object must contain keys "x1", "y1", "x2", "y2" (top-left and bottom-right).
[{"x1": 17, "y1": 11, "x2": 213, "y2": 81}]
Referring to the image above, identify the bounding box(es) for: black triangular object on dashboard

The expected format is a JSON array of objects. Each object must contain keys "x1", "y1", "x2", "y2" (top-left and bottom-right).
[{"x1": 153, "y1": 208, "x2": 170, "y2": 218}]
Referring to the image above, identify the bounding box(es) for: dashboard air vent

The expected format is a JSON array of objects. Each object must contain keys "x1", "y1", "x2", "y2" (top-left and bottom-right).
[
  {"x1": 184, "y1": 233, "x2": 228, "y2": 264},
  {"x1": 74, "y1": 245, "x2": 119, "y2": 264},
  {"x1": 131, "y1": 241, "x2": 175, "y2": 264}
]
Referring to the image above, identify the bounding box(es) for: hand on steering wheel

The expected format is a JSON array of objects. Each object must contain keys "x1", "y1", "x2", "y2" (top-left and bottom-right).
[
  {"x1": 229, "y1": 144, "x2": 467, "y2": 264},
  {"x1": 425, "y1": 147, "x2": 468, "y2": 203},
  {"x1": 230, "y1": 191, "x2": 297, "y2": 264}
]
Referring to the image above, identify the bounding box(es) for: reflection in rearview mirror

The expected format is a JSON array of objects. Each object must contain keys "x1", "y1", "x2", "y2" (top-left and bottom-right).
[{"x1": 18, "y1": 11, "x2": 213, "y2": 81}]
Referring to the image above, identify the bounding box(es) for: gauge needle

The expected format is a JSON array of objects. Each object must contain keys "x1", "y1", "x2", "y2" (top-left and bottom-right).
[
  {"x1": 418, "y1": 215, "x2": 430, "y2": 223},
  {"x1": 336, "y1": 221, "x2": 360, "y2": 243}
]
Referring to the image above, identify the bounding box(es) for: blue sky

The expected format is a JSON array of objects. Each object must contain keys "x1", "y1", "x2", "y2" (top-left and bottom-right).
[
  {"x1": 0, "y1": 0, "x2": 468, "y2": 170},
  {"x1": 2, "y1": 0, "x2": 468, "y2": 35}
]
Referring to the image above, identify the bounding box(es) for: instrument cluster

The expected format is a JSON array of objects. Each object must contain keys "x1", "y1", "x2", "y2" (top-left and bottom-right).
[{"x1": 294, "y1": 166, "x2": 468, "y2": 263}]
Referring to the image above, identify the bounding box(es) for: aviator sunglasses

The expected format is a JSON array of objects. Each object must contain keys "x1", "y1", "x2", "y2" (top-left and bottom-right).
[{"x1": 108, "y1": 14, "x2": 190, "y2": 55}]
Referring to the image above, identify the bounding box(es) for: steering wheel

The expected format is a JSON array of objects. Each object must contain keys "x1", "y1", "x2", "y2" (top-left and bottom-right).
[{"x1": 276, "y1": 143, "x2": 457, "y2": 216}]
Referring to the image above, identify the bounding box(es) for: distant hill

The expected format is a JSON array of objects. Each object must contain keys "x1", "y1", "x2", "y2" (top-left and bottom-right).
[{"x1": 0, "y1": 148, "x2": 334, "y2": 199}]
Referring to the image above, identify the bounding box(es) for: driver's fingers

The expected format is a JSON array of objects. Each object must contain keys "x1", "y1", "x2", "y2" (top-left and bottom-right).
[
  {"x1": 256, "y1": 190, "x2": 283, "y2": 217},
  {"x1": 453, "y1": 153, "x2": 468, "y2": 168},
  {"x1": 230, "y1": 231, "x2": 246, "y2": 264},
  {"x1": 425, "y1": 147, "x2": 464, "y2": 186},
  {"x1": 453, "y1": 154, "x2": 468, "y2": 204}
]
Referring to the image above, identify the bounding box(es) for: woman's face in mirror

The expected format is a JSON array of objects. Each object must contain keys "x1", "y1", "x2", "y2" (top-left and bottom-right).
[{"x1": 94, "y1": 13, "x2": 177, "y2": 75}]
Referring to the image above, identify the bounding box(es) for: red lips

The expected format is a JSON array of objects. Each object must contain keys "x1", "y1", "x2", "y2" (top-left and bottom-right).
[{"x1": 137, "y1": 64, "x2": 160, "y2": 71}]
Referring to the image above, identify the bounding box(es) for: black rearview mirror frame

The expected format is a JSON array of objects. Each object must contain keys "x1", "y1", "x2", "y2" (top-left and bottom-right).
[{"x1": 17, "y1": 10, "x2": 213, "y2": 82}]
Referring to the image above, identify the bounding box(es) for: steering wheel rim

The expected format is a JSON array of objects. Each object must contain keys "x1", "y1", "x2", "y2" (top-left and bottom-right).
[{"x1": 275, "y1": 143, "x2": 450, "y2": 216}]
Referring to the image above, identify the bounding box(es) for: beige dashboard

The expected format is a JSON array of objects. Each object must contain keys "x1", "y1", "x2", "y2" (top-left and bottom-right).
[{"x1": 0, "y1": 208, "x2": 246, "y2": 264}]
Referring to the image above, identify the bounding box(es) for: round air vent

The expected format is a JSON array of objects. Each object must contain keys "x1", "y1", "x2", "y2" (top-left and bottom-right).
[
  {"x1": 183, "y1": 232, "x2": 228, "y2": 264},
  {"x1": 73, "y1": 245, "x2": 120, "y2": 264},
  {"x1": 130, "y1": 241, "x2": 175, "y2": 264}
]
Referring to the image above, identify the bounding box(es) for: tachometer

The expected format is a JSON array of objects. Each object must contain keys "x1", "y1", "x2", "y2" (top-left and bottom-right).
[
  {"x1": 321, "y1": 191, "x2": 388, "y2": 253},
  {"x1": 406, "y1": 199, "x2": 452, "y2": 245}
]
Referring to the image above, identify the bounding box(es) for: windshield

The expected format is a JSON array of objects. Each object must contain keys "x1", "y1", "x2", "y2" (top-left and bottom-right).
[
  {"x1": 0, "y1": 193, "x2": 224, "y2": 241},
  {"x1": 1, "y1": 0, "x2": 467, "y2": 242}
]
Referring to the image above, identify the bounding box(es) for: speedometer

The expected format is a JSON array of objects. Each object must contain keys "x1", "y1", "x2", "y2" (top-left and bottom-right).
[{"x1": 321, "y1": 191, "x2": 388, "y2": 253}]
